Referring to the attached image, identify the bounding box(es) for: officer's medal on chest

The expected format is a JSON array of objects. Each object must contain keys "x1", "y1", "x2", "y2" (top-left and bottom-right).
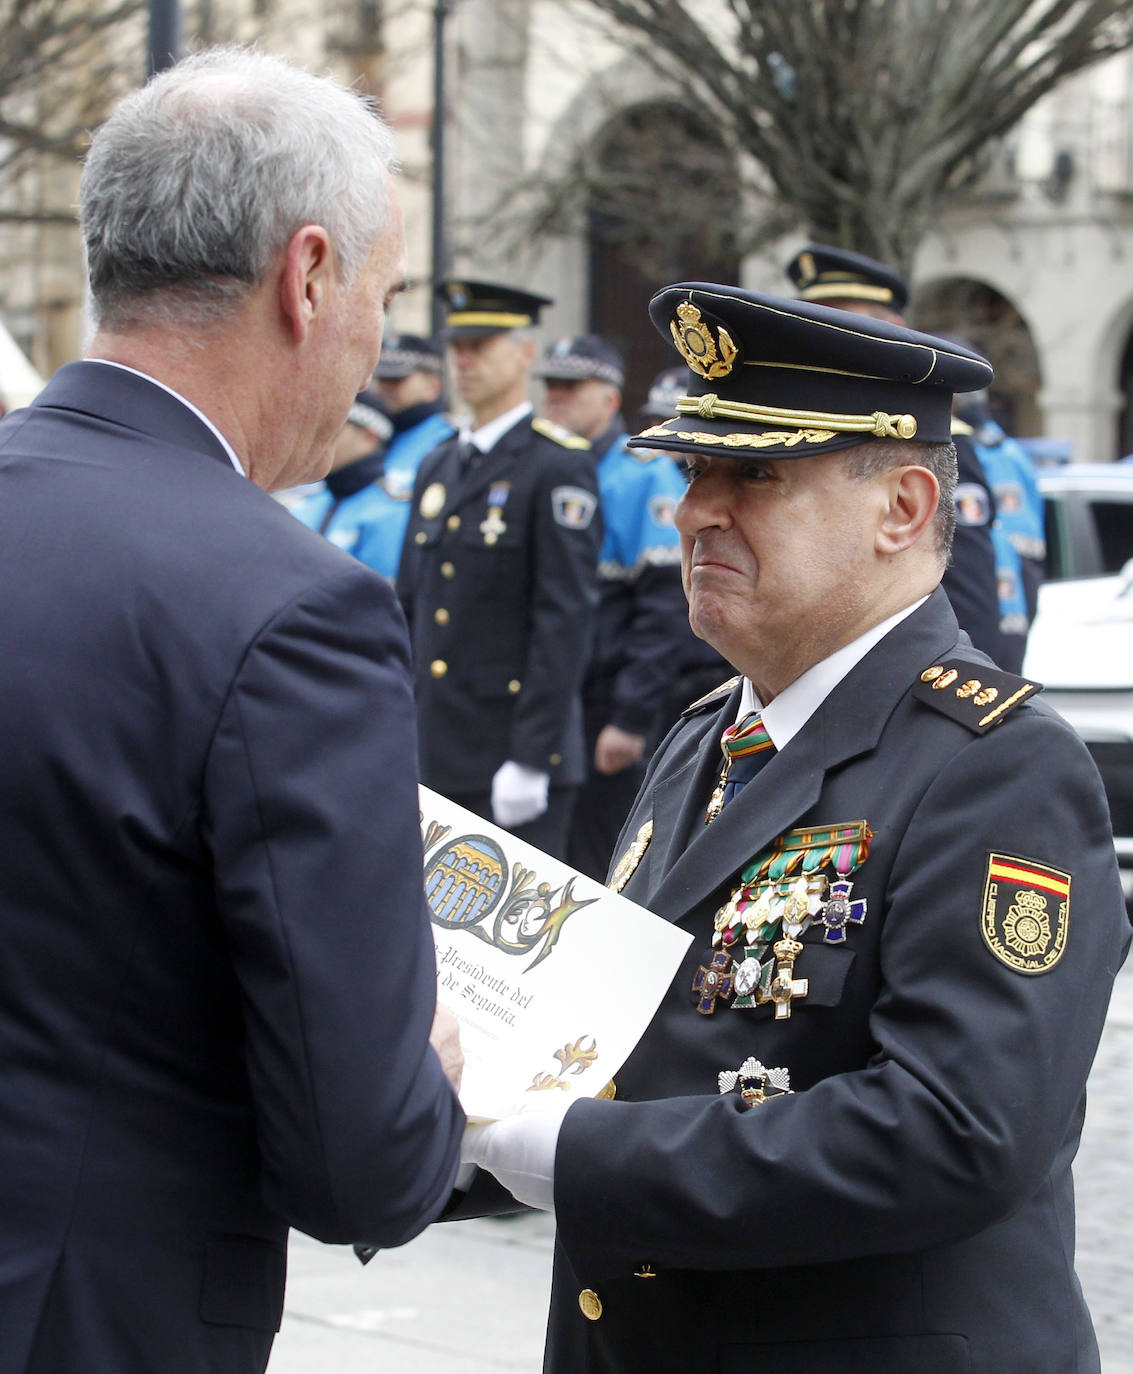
[
  {"x1": 692, "y1": 820, "x2": 872, "y2": 1018},
  {"x1": 480, "y1": 481, "x2": 511, "y2": 546}
]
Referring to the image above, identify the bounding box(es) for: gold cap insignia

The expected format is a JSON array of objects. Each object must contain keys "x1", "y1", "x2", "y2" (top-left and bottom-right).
[
  {"x1": 796, "y1": 251, "x2": 816, "y2": 286},
  {"x1": 670, "y1": 301, "x2": 739, "y2": 381}
]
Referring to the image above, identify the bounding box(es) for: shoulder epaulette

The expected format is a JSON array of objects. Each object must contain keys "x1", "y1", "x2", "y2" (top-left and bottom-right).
[
  {"x1": 532, "y1": 417, "x2": 591, "y2": 450},
  {"x1": 950, "y1": 417, "x2": 975, "y2": 437},
  {"x1": 682, "y1": 675, "x2": 741, "y2": 717},
  {"x1": 913, "y1": 659, "x2": 1041, "y2": 732}
]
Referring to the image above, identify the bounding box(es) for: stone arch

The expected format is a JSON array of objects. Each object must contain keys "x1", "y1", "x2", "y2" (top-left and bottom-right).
[
  {"x1": 585, "y1": 99, "x2": 742, "y2": 416},
  {"x1": 911, "y1": 277, "x2": 1042, "y2": 436},
  {"x1": 1093, "y1": 289, "x2": 1133, "y2": 459}
]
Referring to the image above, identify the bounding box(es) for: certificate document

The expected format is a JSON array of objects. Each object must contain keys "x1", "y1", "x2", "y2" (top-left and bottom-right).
[{"x1": 420, "y1": 787, "x2": 692, "y2": 1121}]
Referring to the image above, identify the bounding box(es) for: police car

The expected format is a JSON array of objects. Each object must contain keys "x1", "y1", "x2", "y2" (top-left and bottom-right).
[{"x1": 1023, "y1": 463, "x2": 1133, "y2": 901}]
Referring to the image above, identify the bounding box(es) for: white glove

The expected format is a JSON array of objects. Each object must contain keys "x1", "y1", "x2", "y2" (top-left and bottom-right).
[
  {"x1": 461, "y1": 1107, "x2": 567, "y2": 1213},
  {"x1": 490, "y1": 760, "x2": 549, "y2": 828}
]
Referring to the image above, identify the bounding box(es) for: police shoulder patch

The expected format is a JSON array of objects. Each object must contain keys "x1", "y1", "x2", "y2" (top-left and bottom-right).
[
  {"x1": 682, "y1": 676, "x2": 741, "y2": 716},
  {"x1": 532, "y1": 416, "x2": 591, "y2": 449},
  {"x1": 913, "y1": 659, "x2": 1040, "y2": 732},
  {"x1": 551, "y1": 485, "x2": 598, "y2": 529},
  {"x1": 981, "y1": 852, "x2": 1070, "y2": 974}
]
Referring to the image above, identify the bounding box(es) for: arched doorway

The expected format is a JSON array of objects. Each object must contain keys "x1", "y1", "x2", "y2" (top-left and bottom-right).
[
  {"x1": 587, "y1": 102, "x2": 741, "y2": 419},
  {"x1": 911, "y1": 279, "x2": 1042, "y2": 437}
]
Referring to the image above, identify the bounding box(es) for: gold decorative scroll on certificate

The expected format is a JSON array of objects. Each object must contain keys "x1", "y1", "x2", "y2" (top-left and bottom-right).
[{"x1": 420, "y1": 787, "x2": 693, "y2": 1122}]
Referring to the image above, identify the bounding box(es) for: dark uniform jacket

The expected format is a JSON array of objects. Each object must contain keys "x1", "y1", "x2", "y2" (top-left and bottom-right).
[
  {"x1": 945, "y1": 433, "x2": 1002, "y2": 663},
  {"x1": 398, "y1": 413, "x2": 601, "y2": 793},
  {"x1": 0, "y1": 364, "x2": 463, "y2": 1374},
  {"x1": 546, "y1": 588, "x2": 1128, "y2": 1374}
]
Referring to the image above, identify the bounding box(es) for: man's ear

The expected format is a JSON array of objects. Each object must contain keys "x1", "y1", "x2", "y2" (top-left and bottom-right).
[
  {"x1": 876, "y1": 464, "x2": 939, "y2": 557},
  {"x1": 516, "y1": 334, "x2": 537, "y2": 368},
  {"x1": 279, "y1": 225, "x2": 334, "y2": 343}
]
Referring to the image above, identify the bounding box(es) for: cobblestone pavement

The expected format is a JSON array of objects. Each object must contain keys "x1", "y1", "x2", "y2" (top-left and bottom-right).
[
  {"x1": 269, "y1": 955, "x2": 1133, "y2": 1373},
  {"x1": 1076, "y1": 952, "x2": 1133, "y2": 1373}
]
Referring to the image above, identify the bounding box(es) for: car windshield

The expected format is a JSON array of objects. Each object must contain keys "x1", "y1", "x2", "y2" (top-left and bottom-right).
[{"x1": 1044, "y1": 488, "x2": 1133, "y2": 581}]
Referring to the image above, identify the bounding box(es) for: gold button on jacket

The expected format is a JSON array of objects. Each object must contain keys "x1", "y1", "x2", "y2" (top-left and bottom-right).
[{"x1": 578, "y1": 1289, "x2": 602, "y2": 1321}]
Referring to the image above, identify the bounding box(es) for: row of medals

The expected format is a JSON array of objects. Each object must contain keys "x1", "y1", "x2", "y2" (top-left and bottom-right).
[{"x1": 701, "y1": 869, "x2": 866, "y2": 1107}]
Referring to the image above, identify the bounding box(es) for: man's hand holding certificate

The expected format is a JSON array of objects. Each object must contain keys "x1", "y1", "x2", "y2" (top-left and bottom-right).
[{"x1": 420, "y1": 787, "x2": 692, "y2": 1130}]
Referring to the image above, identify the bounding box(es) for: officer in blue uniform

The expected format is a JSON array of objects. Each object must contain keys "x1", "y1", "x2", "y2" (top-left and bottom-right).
[
  {"x1": 788, "y1": 244, "x2": 1005, "y2": 663},
  {"x1": 292, "y1": 338, "x2": 456, "y2": 583},
  {"x1": 372, "y1": 333, "x2": 457, "y2": 554},
  {"x1": 289, "y1": 390, "x2": 403, "y2": 579},
  {"x1": 397, "y1": 282, "x2": 602, "y2": 859},
  {"x1": 958, "y1": 391, "x2": 1046, "y2": 671},
  {"x1": 534, "y1": 335, "x2": 690, "y2": 880},
  {"x1": 459, "y1": 282, "x2": 1129, "y2": 1374}
]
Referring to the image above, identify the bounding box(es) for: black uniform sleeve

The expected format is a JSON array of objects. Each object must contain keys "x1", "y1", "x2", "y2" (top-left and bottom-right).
[
  {"x1": 944, "y1": 434, "x2": 1002, "y2": 662},
  {"x1": 508, "y1": 446, "x2": 602, "y2": 772}
]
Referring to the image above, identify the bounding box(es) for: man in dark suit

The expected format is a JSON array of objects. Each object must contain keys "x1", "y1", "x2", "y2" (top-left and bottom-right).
[
  {"x1": 461, "y1": 284, "x2": 1129, "y2": 1372},
  {"x1": 0, "y1": 48, "x2": 464, "y2": 1374},
  {"x1": 397, "y1": 280, "x2": 602, "y2": 859}
]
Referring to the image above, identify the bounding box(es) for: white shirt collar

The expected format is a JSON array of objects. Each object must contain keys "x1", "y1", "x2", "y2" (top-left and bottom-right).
[
  {"x1": 88, "y1": 360, "x2": 246, "y2": 476},
  {"x1": 737, "y1": 596, "x2": 930, "y2": 749},
  {"x1": 464, "y1": 400, "x2": 533, "y2": 455}
]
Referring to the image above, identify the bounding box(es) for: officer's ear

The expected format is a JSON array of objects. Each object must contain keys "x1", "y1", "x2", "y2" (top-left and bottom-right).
[
  {"x1": 874, "y1": 464, "x2": 939, "y2": 558},
  {"x1": 515, "y1": 333, "x2": 538, "y2": 368}
]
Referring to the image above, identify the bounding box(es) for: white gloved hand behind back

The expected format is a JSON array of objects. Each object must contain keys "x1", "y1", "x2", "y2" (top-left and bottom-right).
[{"x1": 491, "y1": 760, "x2": 550, "y2": 828}]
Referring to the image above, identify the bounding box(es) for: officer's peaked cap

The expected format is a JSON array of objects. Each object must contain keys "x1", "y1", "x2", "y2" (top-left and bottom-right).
[
  {"x1": 374, "y1": 333, "x2": 443, "y2": 378},
  {"x1": 346, "y1": 388, "x2": 393, "y2": 442},
  {"x1": 533, "y1": 334, "x2": 625, "y2": 389},
  {"x1": 437, "y1": 279, "x2": 553, "y2": 338},
  {"x1": 627, "y1": 281, "x2": 993, "y2": 462},
  {"x1": 786, "y1": 244, "x2": 909, "y2": 315}
]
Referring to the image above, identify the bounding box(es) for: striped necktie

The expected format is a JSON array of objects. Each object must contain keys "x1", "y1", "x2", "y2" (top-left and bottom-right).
[{"x1": 714, "y1": 710, "x2": 776, "y2": 814}]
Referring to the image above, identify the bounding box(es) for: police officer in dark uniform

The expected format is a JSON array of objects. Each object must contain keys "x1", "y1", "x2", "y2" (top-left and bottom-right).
[
  {"x1": 533, "y1": 335, "x2": 690, "y2": 881},
  {"x1": 638, "y1": 366, "x2": 733, "y2": 723},
  {"x1": 787, "y1": 244, "x2": 1004, "y2": 663},
  {"x1": 397, "y1": 282, "x2": 601, "y2": 859},
  {"x1": 459, "y1": 283, "x2": 1129, "y2": 1373}
]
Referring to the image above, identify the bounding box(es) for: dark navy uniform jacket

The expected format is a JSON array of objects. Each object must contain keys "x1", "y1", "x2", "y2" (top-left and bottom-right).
[
  {"x1": 585, "y1": 422, "x2": 687, "y2": 741},
  {"x1": 397, "y1": 412, "x2": 601, "y2": 793},
  {"x1": 944, "y1": 434, "x2": 1002, "y2": 663},
  {"x1": 0, "y1": 364, "x2": 463, "y2": 1374},
  {"x1": 546, "y1": 589, "x2": 1128, "y2": 1374}
]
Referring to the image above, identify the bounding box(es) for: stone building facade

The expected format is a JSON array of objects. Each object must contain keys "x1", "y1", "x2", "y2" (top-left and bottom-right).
[{"x1": 5, "y1": 1, "x2": 1133, "y2": 460}]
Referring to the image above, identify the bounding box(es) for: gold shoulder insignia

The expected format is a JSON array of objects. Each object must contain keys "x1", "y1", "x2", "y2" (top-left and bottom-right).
[
  {"x1": 608, "y1": 819, "x2": 653, "y2": 893},
  {"x1": 950, "y1": 416, "x2": 975, "y2": 437},
  {"x1": 682, "y1": 675, "x2": 741, "y2": 716},
  {"x1": 913, "y1": 659, "x2": 1041, "y2": 732},
  {"x1": 532, "y1": 417, "x2": 591, "y2": 449},
  {"x1": 981, "y1": 852, "x2": 1070, "y2": 975}
]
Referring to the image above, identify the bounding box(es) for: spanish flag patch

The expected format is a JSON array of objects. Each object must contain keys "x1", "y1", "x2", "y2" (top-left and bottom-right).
[{"x1": 981, "y1": 853, "x2": 1070, "y2": 975}]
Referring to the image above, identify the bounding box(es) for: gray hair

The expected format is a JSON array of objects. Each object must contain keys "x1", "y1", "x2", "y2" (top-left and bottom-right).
[
  {"x1": 80, "y1": 47, "x2": 398, "y2": 330},
  {"x1": 844, "y1": 440, "x2": 958, "y2": 561}
]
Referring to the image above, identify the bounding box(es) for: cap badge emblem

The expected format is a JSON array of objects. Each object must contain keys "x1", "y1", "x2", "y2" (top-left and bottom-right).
[
  {"x1": 670, "y1": 301, "x2": 739, "y2": 381},
  {"x1": 796, "y1": 251, "x2": 816, "y2": 286}
]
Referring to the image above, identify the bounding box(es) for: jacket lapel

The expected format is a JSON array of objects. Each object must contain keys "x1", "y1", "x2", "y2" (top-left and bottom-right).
[{"x1": 643, "y1": 590, "x2": 963, "y2": 925}]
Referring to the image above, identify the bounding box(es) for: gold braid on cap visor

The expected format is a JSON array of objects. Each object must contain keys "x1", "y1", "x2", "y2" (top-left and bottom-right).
[{"x1": 673, "y1": 392, "x2": 918, "y2": 440}]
